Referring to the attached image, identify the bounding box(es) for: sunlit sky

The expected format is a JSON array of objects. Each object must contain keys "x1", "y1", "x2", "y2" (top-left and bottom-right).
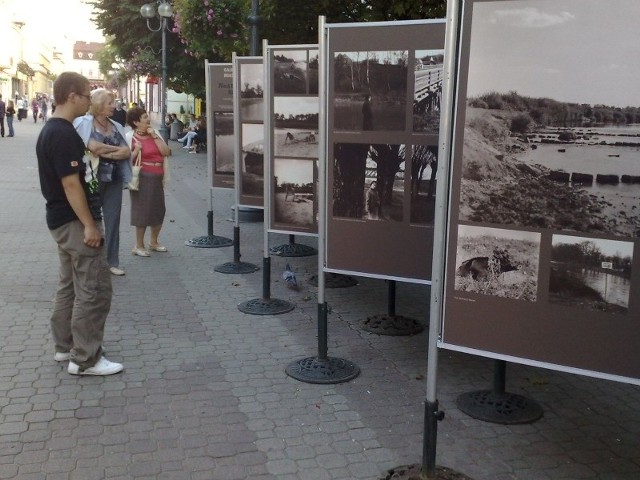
[
  {"x1": 6, "y1": 0, "x2": 104, "y2": 45},
  {"x1": 466, "y1": 0, "x2": 640, "y2": 107}
]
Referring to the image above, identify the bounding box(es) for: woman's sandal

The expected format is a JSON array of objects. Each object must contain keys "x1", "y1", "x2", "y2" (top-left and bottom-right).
[{"x1": 149, "y1": 244, "x2": 168, "y2": 252}]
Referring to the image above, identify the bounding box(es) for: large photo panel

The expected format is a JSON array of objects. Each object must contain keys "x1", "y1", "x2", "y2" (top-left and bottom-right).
[
  {"x1": 325, "y1": 20, "x2": 446, "y2": 282},
  {"x1": 209, "y1": 63, "x2": 235, "y2": 189},
  {"x1": 235, "y1": 57, "x2": 265, "y2": 208},
  {"x1": 441, "y1": 0, "x2": 640, "y2": 384},
  {"x1": 267, "y1": 45, "x2": 320, "y2": 235}
]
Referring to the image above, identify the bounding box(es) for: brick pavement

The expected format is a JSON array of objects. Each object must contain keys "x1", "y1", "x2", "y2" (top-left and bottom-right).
[{"x1": 0, "y1": 118, "x2": 639, "y2": 479}]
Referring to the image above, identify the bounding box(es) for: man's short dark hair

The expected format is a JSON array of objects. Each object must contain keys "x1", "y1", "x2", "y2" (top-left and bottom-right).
[{"x1": 53, "y1": 72, "x2": 89, "y2": 105}]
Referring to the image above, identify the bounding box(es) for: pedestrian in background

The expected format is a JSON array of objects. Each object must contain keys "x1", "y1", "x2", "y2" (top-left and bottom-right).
[
  {"x1": 109, "y1": 100, "x2": 127, "y2": 127},
  {"x1": 75, "y1": 89, "x2": 132, "y2": 276},
  {"x1": 17, "y1": 97, "x2": 26, "y2": 121},
  {"x1": 40, "y1": 97, "x2": 49, "y2": 122},
  {"x1": 0, "y1": 94, "x2": 5, "y2": 137},
  {"x1": 36, "y1": 71, "x2": 123, "y2": 376},
  {"x1": 125, "y1": 107, "x2": 171, "y2": 257},
  {"x1": 31, "y1": 97, "x2": 39, "y2": 123},
  {"x1": 6, "y1": 100, "x2": 15, "y2": 137}
]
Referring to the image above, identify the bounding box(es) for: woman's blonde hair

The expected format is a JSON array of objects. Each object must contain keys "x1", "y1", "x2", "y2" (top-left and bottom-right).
[{"x1": 88, "y1": 88, "x2": 114, "y2": 116}]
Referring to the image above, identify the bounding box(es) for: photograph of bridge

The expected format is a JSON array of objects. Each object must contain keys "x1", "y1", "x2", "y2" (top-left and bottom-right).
[
  {"x1": 456, "y1": 0, "x2": 640, "y2": 238},
  {"x1": 333, "y1": 50, "x2": 408, "y2": 132},
  {"x1": 413, "y1": 49, "x2": 444, "y2": 134}
]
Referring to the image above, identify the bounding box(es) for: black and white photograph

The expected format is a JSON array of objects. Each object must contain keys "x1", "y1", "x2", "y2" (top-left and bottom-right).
[
  {"x1": 273, "y1": 96, "x2": 318, "y2": 158},
  {"x1": 549, "y1": 234, "x2": 633, "y2": 314},
  {"x1": 333, "y1": 51, "x2": 408, "y2": 132},
  {"x1": 457, "y1": 0, "x2": 640, "y2": 238},
  {"x1": 454, "y1": 225, "x2": 540, "y2": 301},
  {"x1": 241, "y1": 123, "x2": 264, "y2": 197},
  {"x1": 240, "y1": 63, "x2": 264, "y2": 122},
  {"x1": 213, "y1": 112, "x2": 234, "y2": 175},
  {"x1": 273, "y1": 49, "x2": 308, "y2": 95},
  {"x1": 413, "y1": 49, "x2": 444, "y2": 134},
  {"x1": 308, "y1": 50, "x2": 319, "y2": 95},
  {"x1": 273, "y1": 158, "x2": 316, "y2": 229},
  {"x1": 333, "y1": 143, "x2": 404, "y2": 222},
  {"x1": 410, "y1": 144, "x2": 438, "y2": 225}
]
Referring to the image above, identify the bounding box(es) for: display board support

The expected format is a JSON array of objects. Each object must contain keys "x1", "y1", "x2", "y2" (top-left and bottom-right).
[
  {"x1": 456, "y1": 360, "x2": 543, "y2": 425},
  {"x1": 286, "y1": 303, "x2": 360, "y2": 384},
  {"x1": 361, "y1": 280, "x2": 424, "y2": 336},
  {"x1": 237, "y1": 257, "x2": 295, "y2": 314},
  {"x1": 286, "y1": 17, "x2": 359, "y2": 385},
  {"x1": 214, "y1": 226, "x2": 259, "y2": 274},
  {"x1": 269, "y1": 234, "x2": 317, "y2": 257}
]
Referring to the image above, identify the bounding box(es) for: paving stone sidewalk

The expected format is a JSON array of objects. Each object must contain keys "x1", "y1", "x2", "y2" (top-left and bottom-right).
[{"x1": 0, "y1": 119, "x2": 639, "y2": 479}]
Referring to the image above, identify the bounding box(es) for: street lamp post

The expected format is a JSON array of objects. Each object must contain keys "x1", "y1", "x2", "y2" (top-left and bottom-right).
[{"x1": 140, "y1": 1, "x2": 173, "y2": 143}]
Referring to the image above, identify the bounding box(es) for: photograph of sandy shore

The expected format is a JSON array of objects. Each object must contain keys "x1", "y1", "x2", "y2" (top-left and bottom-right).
[{"x1": 457, "y1": 0, "x2": 640, "y2": 238}]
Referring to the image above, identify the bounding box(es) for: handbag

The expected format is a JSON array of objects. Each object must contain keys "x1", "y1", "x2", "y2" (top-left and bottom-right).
[
  {"x1": 98, "y1": 160, "x2": 115, "y2": 183},
  {"x1": 128, "y1": 150, "x2": 142, "y2": 191}
]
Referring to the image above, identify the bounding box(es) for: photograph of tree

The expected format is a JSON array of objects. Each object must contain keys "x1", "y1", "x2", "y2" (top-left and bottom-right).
[
  {"x1": 332, "y1": 143, "x2": 404, "y2": 222},
  {"x1": 458, "y1": 0, "x2": 640, "y2": 238},
  {"x1": 413, "y1": 49, "x2": 444, "y2": 134},
  {"x1": 213, "y1": 112, "x2": 234, "y2": 175},
  {"x1": 309, "y1": 50, "x2": 319, "y2": 95},
  {"x1": 273, "y1": 49, "x2": 308, "y2": 95},
  {"x1": 273, "y1": 96, "x2": 318, "y2": 158},
  {"x1": 549, "y1": 234, "x2": 633, "y2": 314},
  {"x1": 240, "y1": 63, "x2": 264, "y2": 122},
  {"x1": 455, "y1": 225, "x2": 540, "y2": 301},
  {"x1": 241, "y1": 123, "x2": 264, "y2": 197},
  {"x1": 273, "y1": 158, "x2": 316, "y2": 229},
  {"x1": 410, "y1": 145, "x2": 438, "y2": 225},
  {"x1": 333, "y1": 51, "x2": 408, "y2": 131}
]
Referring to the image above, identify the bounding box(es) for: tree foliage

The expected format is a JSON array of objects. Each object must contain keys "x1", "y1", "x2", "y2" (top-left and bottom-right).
[{"x1": 89, "y1": 0, "x2": 446, "y2": 97}]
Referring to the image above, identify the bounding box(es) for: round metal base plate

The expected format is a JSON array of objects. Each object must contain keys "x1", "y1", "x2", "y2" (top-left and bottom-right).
[
  {"x1": 185, "y1": 235, "x2": 233, "y2": 248},
  {"x1": 269, "y1": 243, "x2": 317, "y2": 257},
  {"x1": 456, "y1": 390, "x2": 543, "y2": 425},
  {"x1": 308, "y1": 273, "x2": 358, "y2": 288},
  {"x1": 286, "y1": 356, "x2": 360, "y2": 384},
  {"x1": 238, "y1": 297, "x2": 295, "y2": 315},
  {"x1": 361, "y1": 314, "x2": 425, "y2": 336},
  {"x1": 381, "y1": 464, "x2": 474, "y2": 480},
  {"x1": 214, "y1": 262, "x2": 260, "y2": 274}
]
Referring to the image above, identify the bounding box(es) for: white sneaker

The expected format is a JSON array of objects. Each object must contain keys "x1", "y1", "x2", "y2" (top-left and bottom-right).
[
  {"x1": 54, "y1": 351, "x2": 71, "y2": 362},
  {"x1": 68, "y1": 357, "x2": 123, "y2": 376}
]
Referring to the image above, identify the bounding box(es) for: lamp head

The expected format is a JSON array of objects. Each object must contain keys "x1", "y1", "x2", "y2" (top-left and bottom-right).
[
  {"x1": 158, "y1": 2, "x2": 173, "y2": 18},
  {"x1": 140, "y1": 3, "x2": 156, "y2": 18}
]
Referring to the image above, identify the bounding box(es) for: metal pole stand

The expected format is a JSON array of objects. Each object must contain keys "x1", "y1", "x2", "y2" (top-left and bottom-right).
[
  {"x1": 269, "y1": 234, "x2": 317, "y2": 257},
  {"x1": 214, "y1": 226, "x2": 259, "y2": 274},
  {"x1": 238, "y1": 257, "x2": 295, "y2": 315},
  {"x1": 185, "y1": 211, "x2": 233, "y2": 248},
  {"x1": 361, "y1": 280, "x2": 424, "y2": 336},
  {"x1": 456, "y1": 360, "x2": 543, "y2": 424},
  {"x1": 286, "y1": 303, "x2": 360, "y2": 384},
  {"x1": 308, "y1": 272, "x2": 357, "y2": 289}
]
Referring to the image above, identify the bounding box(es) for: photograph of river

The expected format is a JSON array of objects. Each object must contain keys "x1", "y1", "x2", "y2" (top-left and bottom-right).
[
  {"x1": 456, "y1": 0, "x2": 640, "y2": 238},
  {"x1": 549, "y1": 234, "x2": 633, "y2": 314}
]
